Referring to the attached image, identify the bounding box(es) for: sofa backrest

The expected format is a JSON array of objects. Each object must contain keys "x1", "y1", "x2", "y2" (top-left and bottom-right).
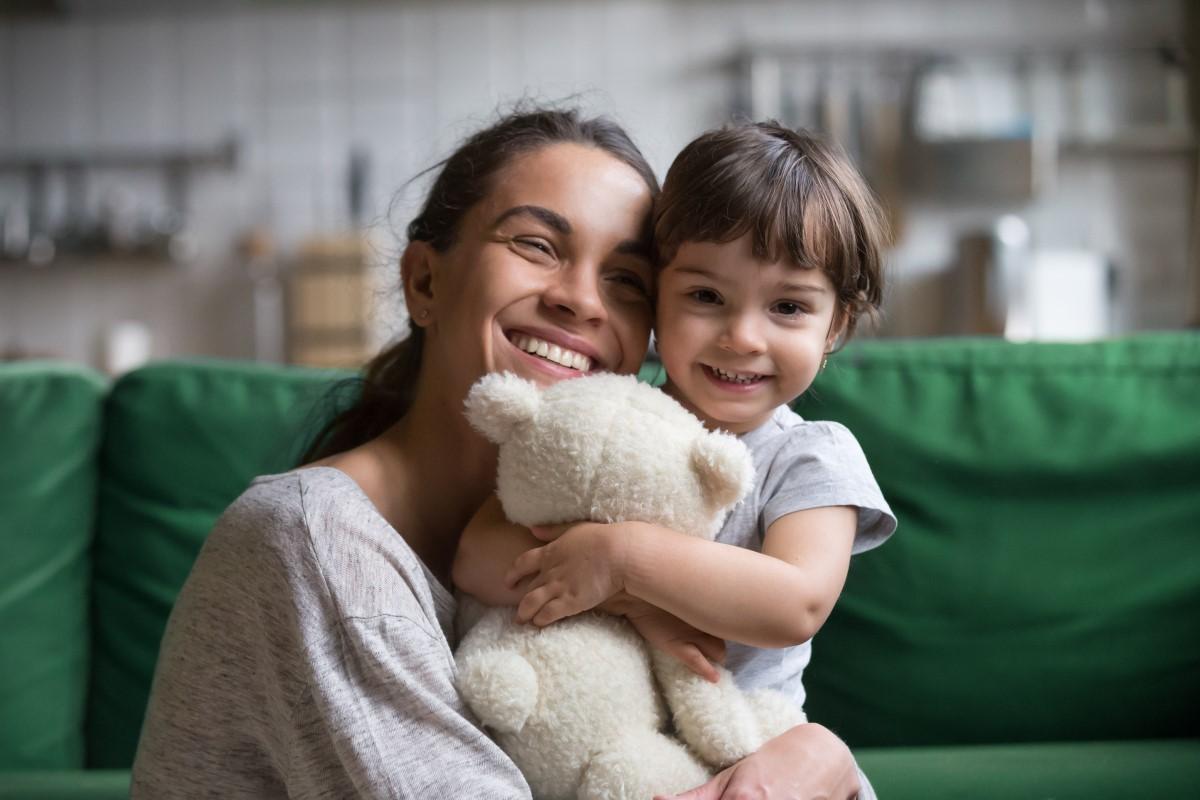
[
  {"x1": 63, "y1": 336, "x2": 1200, "y2": 767},
  {"x1": 0, "y1": 362, "x2": 106, "y2": 771},
  {"x1": 86, "y1": 360, "x2": 349, "y2": 768},
  {"x1": 797, "y1": 334, "x2": 1200, "y2": 747}
]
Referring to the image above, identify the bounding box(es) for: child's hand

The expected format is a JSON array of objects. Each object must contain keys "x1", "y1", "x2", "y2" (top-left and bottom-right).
[
  {"x1": 506, "y1": 522, "x2": 631, "y2": 626},
  {"x1": 623, "y1": 601, "x2": 725, "y2": 683},
  {"x1": 528, "y1": 523, "x2": 572, "y2": 542}
]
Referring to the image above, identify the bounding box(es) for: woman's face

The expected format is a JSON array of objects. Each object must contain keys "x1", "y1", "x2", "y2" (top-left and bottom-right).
[{"x1": 414, "y1": 142, "x2": 655, "y2": 403}]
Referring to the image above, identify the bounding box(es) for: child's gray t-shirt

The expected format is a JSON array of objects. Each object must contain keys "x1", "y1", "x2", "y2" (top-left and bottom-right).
[
  {"x1": 717, "y1": 405, "x2": 897, "y2": 710},
  {"x1": 131, "y1": 467, "x2": 531, "y2": 799}
]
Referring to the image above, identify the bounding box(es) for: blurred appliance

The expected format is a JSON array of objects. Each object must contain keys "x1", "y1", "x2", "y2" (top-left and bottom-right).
[
  {"x1": 949, "y1": 216, "x2": 1112, "y2": 341},
  {"x1": 1026, "y1": 250, "x2": 1113, "y2": 341},
  {"x1": 102, "y1": 320, "x2": 153, "y2": 376}
]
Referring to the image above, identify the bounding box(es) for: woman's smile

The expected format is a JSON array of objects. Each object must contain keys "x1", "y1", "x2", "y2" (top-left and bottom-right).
[{"x1": 506, "y1": 329, "x2": 597, "y2": 373}]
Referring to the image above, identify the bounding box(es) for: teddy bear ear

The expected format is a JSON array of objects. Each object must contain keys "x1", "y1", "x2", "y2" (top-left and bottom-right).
[
  {"x1": 463, "y1": 372, "x2": 542, "y2": 444},
  {"x1": 690, "y1": 431, "x2": 755, "y2": 512}
]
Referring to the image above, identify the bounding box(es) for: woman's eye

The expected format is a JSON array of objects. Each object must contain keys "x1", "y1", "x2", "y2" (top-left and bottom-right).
[
  {"x1": 689, "y1": 288, "x2": 721, "y2": 304},
  {"x1": 514, "y1": 237, "x2": 554, "y2": 257},
  {"x1": 611, "y1": 272, "x2": 650, "y2": 296}
]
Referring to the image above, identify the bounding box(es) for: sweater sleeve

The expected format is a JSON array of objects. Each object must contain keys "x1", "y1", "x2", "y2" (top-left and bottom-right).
[
  {"x1": 281, "y1": 614, "x2": 530, "y2": 799},
  {"x1": 132, "y1": 472, "x2": 531, "y2": 799}
]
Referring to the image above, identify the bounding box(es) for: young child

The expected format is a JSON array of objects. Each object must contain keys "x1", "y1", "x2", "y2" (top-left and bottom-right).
[{"x1": 453, "y1": 121, "x2": 896, "y2": 716}]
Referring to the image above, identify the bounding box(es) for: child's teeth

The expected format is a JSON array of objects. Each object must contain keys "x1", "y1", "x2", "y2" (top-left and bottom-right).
[{"x1": 713, "y1": 366, "x2": 761, "y2": 384}]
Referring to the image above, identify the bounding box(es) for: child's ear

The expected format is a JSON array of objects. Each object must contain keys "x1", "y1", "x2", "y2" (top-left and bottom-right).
[
  {"x1": 825, "y1": 303, "x2": 850, "y2": 352},
  {"x1": 401, "y1": 240, "x2": 437, "y2": 327}
]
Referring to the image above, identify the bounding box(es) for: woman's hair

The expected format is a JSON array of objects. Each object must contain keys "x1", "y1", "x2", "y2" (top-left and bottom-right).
[
  {"x1": 653, "y1": 121, "x2": 887, "y2": 342},
  {"x1": 300, "y1": 106, "x2": 659, "y2": 463}
]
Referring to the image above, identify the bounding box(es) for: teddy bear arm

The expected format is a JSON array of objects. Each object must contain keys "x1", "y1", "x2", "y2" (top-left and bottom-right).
[{"x1": 456, "y1": 647, "x2": 540, "y2": 735}]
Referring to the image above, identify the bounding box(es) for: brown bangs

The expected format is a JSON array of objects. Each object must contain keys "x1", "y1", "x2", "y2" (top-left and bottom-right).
[{"x1": 654, "y1": 122, "x2": 887, "y2": 341}]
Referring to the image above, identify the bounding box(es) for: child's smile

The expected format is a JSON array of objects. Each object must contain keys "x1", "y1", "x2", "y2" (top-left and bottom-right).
[{"x1": 655, "y1": 235, "x2": 843, "y2": 435}]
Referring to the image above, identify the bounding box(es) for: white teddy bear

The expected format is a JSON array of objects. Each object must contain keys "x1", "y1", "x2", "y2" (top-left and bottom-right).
[{"x1": 455, "y1": 372, "x2": 806, "y2": 800}]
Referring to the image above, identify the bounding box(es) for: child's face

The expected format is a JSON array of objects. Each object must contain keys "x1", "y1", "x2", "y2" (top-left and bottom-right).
[{"x1": 655, "y1": 234, "x2": 843, "y2": 434}]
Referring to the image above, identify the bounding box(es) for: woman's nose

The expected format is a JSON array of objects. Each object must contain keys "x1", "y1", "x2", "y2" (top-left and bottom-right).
[{"x1": 542, "y1": 263, "x2": 607, "y2": 323}]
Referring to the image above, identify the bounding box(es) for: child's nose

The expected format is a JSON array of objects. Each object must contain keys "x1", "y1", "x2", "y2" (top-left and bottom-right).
[{"x1": 721, "y1": 313, "x2": 767, "y2": 355}]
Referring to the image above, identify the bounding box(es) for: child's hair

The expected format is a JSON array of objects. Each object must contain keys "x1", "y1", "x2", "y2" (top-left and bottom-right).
[{"x1": 653, "y1": 121, "x2": 887, "y2": 342}]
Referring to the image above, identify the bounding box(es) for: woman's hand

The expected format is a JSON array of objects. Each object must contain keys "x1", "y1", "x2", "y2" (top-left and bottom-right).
[
  {"x1": 506, "y1": 522, "x2": 633, "y2": 626},
  {"x1": 622, "y1": 598, "x2": 725, "y2": 683},
  {"x1": 655, "y1": 723, "x2": 862, "y2": 800}
]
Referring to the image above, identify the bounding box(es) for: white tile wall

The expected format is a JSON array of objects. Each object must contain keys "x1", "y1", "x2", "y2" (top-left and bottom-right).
[
  {"x1": 9, "y1": 23, "x2": 95, "y2": 151},
  {"x1": 0, "y1": 0, "x2": 1193, "y2": 369}
]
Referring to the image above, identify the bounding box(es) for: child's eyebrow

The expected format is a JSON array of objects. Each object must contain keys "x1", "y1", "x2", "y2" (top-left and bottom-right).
[
  {"x1": 672, "y1": 265, "x2": 722, "y2": 280},
  {"x1": 492, "y1": 205, "x2": 571, "y2": 234},
  {"x1": 779, "y1": 283, "x2": 830, "y2": 294}
]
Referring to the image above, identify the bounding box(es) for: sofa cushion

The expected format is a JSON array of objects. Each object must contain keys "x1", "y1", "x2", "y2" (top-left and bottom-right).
[
  {"x1": 86, "y1": 360, "x2": 348, "y2": 768},
  {"x1": 0, "y1": 362, "x2": 106, "y2": 770},
  {"x1": 857, "y1": 738, "x2": 1200, "y2": 800},
  {"x1": 797, "y1": 334, "x2": 1200, "y2": 747}
]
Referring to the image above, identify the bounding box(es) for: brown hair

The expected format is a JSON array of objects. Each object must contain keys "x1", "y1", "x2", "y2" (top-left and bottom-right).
[
  {"x1": 653, "y1": 121, "x2": 887, "y2": 342},
  {"x1": 301, "y1": 106, "x2": 659, "y2": 463}
]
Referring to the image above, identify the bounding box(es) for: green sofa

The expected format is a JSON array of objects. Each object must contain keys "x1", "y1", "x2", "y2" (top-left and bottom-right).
[{"x1": 2, "y1": 335, "x2": 1198, "y2": 799}]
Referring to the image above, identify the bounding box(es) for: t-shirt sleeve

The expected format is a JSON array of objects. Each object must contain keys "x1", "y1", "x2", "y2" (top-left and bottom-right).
[{"x1": 760, "y1": 421, "x2": 897, "y2": 554}]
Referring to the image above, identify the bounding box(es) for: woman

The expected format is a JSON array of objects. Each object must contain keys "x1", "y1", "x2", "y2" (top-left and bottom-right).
[{"x1": 131, "y1": 107, "x2": 865, "y2": 799}]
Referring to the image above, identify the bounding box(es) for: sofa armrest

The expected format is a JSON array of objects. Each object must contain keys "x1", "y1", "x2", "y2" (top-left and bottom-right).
[
  {"x1": 0, "y1": 770, "x2": 130, "y2": 800},
  {"x1": 856, "y1": 739, "x2": 1200, "y2": 800}
]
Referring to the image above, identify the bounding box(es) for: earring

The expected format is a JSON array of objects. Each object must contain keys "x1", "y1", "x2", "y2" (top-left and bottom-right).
[{"x1": 821, "y1": 356, "x2": 828, "y2": 371}]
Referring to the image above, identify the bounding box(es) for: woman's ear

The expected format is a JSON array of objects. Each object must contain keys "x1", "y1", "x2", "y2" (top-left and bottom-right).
[{"x1": 401, "y1": 240, "x2": 437, "y2": 327}]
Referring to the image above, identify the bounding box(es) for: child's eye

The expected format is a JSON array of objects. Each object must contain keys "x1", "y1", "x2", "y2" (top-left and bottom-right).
[
  {"x1": 773, "y1": 301, "x2": 808, "y2": 317},
  {"x1": 689, "y1": 288, "x2": 722, "y2": 304}
]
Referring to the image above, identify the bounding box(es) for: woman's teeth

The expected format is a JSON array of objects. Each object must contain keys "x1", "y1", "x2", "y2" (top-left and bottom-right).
[
  {"x1": 513, "y1": 334, "x2": 593, "y2": 372},
  {"x1": 711, "y1": 366, "x2": 766, "y2": 384}
]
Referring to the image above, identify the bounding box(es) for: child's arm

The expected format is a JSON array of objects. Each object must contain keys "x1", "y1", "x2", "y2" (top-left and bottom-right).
[
  {"x1": 453, "y1": 496, "x2": 726, "y2": 681},
  {"x1": 451, "y1": 494, "x2": 542, "y2": 607},
  {"x1": 507, "y1": 505, "x2": 857, "y2": 649}
]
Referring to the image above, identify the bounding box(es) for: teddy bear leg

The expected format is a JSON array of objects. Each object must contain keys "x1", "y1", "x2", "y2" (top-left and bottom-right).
[
  {"x1": 747, "y1": 687, "x2": 807, "y2": 742},
  {"x1": 650, "y1": 650, "x2": 771, "y2": 769},
  {"x1": 578, "y1": 729, "x2": 710, "y2": 800}
]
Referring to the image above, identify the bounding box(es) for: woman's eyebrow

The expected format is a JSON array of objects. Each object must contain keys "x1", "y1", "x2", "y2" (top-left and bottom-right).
[
  {"x1": 616, "y1": 239, "x2": 653, "y2": 259},
  {"x1": 492, "y1": 205, "x2": 571, "y2": 234}
]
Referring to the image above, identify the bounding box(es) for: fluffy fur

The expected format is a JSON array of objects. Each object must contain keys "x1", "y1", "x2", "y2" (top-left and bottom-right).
[{"x1": 455, "y1": 372, "x2": 805, "y2": 800}]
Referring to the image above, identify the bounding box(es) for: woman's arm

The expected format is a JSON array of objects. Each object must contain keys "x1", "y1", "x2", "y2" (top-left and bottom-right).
[
  {"x1": 509, "y1": 505, "x2": 857, "y2": 648},
  {"x1": 451, "y1": 494, "x2": 542, "y2": 606},
  {"x1": 655, "y1": 722, "x2": 864, "y2": 800}
]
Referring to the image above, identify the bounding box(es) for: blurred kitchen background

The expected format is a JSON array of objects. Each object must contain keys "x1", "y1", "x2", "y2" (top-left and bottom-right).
[{"x1": 0, "y1": 0, "x2": 1196, "y2": 373}]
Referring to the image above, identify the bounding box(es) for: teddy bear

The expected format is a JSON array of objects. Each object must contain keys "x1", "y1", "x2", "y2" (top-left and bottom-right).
[{"x1": 454, "y1": 371, "x2": 806, "y2": 800}]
